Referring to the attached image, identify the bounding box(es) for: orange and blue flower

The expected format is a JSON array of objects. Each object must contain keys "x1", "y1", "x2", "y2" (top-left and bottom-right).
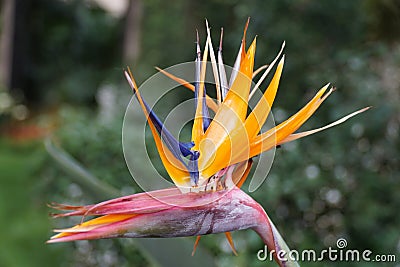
[{"x1": 48, "y1": 20, "x2": 368, "y2": 267}]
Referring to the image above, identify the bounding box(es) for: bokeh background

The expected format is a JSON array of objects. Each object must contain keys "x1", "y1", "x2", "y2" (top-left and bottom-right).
[{"x1": 0, "y1": 0, "x2": 399, "y2": 266}]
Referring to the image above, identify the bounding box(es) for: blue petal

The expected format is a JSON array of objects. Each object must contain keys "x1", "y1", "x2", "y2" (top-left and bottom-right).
[
  {"x1": 202, "y1": 85, "x2": 211, "y2": 131},
  {"x1": 194, "y1": 59, "x2": 211, "y2": 132},
  {"x1": 180, "y1": 141, "x2": 195, "y2": 157},
  {"x1": 133, "y1": 93, "x2": 195, "y2": 162},
  {"x1": 188, "y1": 151, "x2": 200, "y2": 186}
]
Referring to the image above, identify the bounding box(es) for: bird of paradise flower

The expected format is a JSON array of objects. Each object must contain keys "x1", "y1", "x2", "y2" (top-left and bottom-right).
[{"x1": 48, "y1": 19, "x2": 368, "y2": 267}]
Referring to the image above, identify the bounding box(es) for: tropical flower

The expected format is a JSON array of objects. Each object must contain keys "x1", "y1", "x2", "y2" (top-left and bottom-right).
[{"x1": 48, "y1": 19, "x2": 368, "y2": 266}]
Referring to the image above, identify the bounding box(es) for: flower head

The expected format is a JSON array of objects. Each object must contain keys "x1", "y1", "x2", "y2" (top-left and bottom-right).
[
  {"x1": 123, "y1": 19, "x2": 367, "y2": 192},
  {"x1": 48, "y1": 19, "x2": 368, "y2": 266}
]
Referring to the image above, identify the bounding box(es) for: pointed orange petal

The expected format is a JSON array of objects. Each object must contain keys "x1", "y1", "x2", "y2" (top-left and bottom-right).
[
  {"x1": 241, "y1": 17, "x2": 250, "y2": 61},
  {"x1": 239, "y1": 36, "x2": 256, "y2": 78},
  {"x1": 192, "y1": 39, "x2": 209, "y2": 148},
  {"x1": 197, "y1": 39, "x2": 256, "y2": 179},
  {"x1": 155, "y1": 67, "x2": 218, "y2": 113},
  {"x1": 249, "y1": 41, "x2": 285, "y2": 99},
  {"x1": 198, "y1": 103, "x2": 250, "y2": 180},
  {"x1": 155, "y1": 66, "x2": 195, "y2": 91},
  {"x1": 192, "y1": 236, "x2": 202, "y2": 256},
  {"x1": 247, "y1": 84, "x2": 332, "y2": 159},
  {"x1": 125, "y1": 70, "x2": 191, "y2": 187},
  {"x1": 245, "y1": 56, "x2": 284, "y2": 138},
  {"x1": 51, "y1": 214, "x2": 136, "y2": 239},
  {"x1": 225, "y1": 232, "x2": 238, "y2": 256},
  {"x1": 279, "y1": 107, "x2": 370, "y2": 144},
  {"x1": 225, "y1": 37, "x2": 256, "y2": 121},
  {"x1": 212, "y1": 37, "x2": 256, "y2": 126}
]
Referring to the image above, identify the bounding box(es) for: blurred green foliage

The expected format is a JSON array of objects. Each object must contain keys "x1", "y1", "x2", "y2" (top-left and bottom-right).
[
  {"x1": 20, "y1": 0, "x2": 123, "y2": 104},
  {"x1": 1, "y1": 0, "x2": 399, "y2": 266},
  {"x1": 0, "y1": 141, "x2": 65, "y2": 267}
]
